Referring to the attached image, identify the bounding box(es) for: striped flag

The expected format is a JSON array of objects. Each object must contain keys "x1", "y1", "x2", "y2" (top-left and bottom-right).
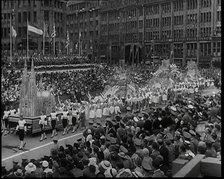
[
  {"x1": 65, "y1": 30, "x2": 69, "y2": 48},
  {"x1": 43, "y1": 23, "x2": 49, "y2": 38},
  {"x1": 11, "y1": 26, "x2": 17, "y2": 37},
  {"x1": 28, "y1": 24, "x2": 43, "y2": 35},
  {"x1": 51, "y1": 25, "x2": 56, "y2": 38}
]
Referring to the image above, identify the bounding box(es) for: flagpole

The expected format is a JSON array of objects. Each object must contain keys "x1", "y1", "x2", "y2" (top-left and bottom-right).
[
  {"x1": 10, "y1": 11, "x2": 12, "y2": 64},
  {"x1": 43, "y1": 22, "x2": 45, "y2": 55},
  {"x1": 53, "y1": 24, "x2": 55, "y2": 55},
  {"x1": 27, "y1": 18, "x2": 29, "y2": 60},
  {"x1": 79, "y1": 31, "x2": 81, "y2": 56}
]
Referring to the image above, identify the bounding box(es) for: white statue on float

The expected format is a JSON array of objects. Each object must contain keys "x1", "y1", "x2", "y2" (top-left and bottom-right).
[{"x1": 19, "y1": 58, "x2": 56, "y2": 117}]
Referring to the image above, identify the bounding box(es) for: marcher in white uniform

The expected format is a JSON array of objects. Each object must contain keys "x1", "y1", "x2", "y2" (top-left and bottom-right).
[
  {"x1": 62, "y1": 108, "x2": 69, "y2": 135},
  {"x1": 96, "y1": 103, "x2": 103, "y2": 123},
  {"x1": 49, "y1": 110, "x2": 59, "y2": 138},
  {"x1": 89, "y1": 104, "x2": 96, "y2": 123},
  {"x1": 3, "y1": 108, "x2": 10, "y2": 135},
  {"x1": 15, "y1": 115, "x2": 27, "y2": 150},
  {"x1": 39, "y1": 112, "x2": 47, "y2": 142}
]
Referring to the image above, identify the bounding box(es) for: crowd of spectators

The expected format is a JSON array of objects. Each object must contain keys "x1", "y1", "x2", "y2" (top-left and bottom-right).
[{"x1": 1, "y1": 91, "x2": 221, "y2": 178}]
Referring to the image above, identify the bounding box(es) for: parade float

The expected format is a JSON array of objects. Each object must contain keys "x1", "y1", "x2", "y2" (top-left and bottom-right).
[{"x1": 8, "y1": 59, "x2": 62, "y2": 134}]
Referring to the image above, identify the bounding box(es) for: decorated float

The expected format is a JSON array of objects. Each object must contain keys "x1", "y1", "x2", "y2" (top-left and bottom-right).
[{"x1": 8, "y1": 59, "x2": 63, "y2": 134}]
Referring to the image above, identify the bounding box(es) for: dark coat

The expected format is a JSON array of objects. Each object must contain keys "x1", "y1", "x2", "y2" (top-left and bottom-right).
[{"x1": 159, "y1": 145, "x2": 170, "y2": 167}]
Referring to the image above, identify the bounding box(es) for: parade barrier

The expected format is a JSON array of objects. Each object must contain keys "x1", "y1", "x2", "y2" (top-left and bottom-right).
[
  {"x1": 8, "y1": 114, "x2": 63, "y2": 134},
  {"x1": 34, "y1": 63, "x2": 96, "y2": 71},
  {"x1": 173, "y1": 155, "x2": 221, "y2": 177}
]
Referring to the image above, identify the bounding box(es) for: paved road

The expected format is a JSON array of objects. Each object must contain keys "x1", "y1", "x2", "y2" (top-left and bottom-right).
[{"x1": 1, "y1": 128, "x2": 84, "y2": 170}]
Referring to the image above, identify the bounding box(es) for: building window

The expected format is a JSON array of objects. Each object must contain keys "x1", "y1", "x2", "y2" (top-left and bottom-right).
[
  {"x1": 18, "y1": 12, "x2": 21, "y2": 23},
  {"x1": 217, "y1": 11, "x2": 221, "y2": 21},
  {"x1": 187, "y1": 43, "x2": 197, "y2": 56},
  {"x1": 33, "y1": 0, "x2": 36, "y2": 7},
  {"x1": 162, "y1": 2, "x2": 171, "y2": 14},
  {"x1": 201, "y1": 0, "x2": 211, "y2": 8},
  {"x1": 28, "y1": 12, "x2": 30, "y2": 21},
  {"x1": 200, "y1": 42, "x2": 211, "y2": 56},
  {"x1": 44, "y1": 11, "x2": 49, "y2": 22},
  {"x1": 33, "y1": 12, "x2": 37, "y2": 22},
  {"x1": 23, "y1": 12, "x2": 27, "y2": 22},
  {"x1": 187, "y1": 0, "x2": 197, "y2": 10},
  {"x1": 173, "y1": 0, "x2": 183, "y2": 12}
]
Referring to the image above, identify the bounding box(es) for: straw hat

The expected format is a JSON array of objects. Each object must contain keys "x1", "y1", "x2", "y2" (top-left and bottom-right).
[
  {"x1": 14, "y1": 169, "x2": 23, "y2": 177},
  {"x1": 25, "y1": 162, "x2": 36, "y2": 173},
  {"x1": 100, "y1": 160, "x2": 112, "y2": 170},
  {"x1": 42, "y1": 160, "x2": 49, "y2": 168}
]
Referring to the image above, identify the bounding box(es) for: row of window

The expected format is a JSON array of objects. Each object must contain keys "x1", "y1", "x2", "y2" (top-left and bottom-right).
[
  {"x1": 145, "y1": 5, "x2": 159, "y2": 15},
  {"x1": 145, "y1": 18, "x2": 159, "y2": 28},
  {"x1": 40, "y1": 0, "x2": 63, "y2": 9},
  {"x1": 200, "y1": 27, "x2": 211, "y2": 37},
  {"x1": 200, "y1": 12, "x2": 211, "y2": 23},
  {"x1": 187, "y1": 14, "x2": 197, "y2": 24},
  {"x1": 18, "y1": 11, "x2": 37, "y2": 23},
  {"x1": 162, "y1": 17, "x2": 171, "y2": 27},
  {"x1": 187, "y1": 0, "x2": 198, "y2": 10},
  {"x1": 173, "y1": 29, "x2": 184, "y2": 39},
  {"x1": 173, "y1": 0, "x2": 184, "y2": 12},
  {"x1": 174, "y1": 16, "x2": 184, "y2": 25},
  {"x1": 186, "y1": 28, "x2": 197, "y2": 38},
  {"x1": 145, "y1": 31, "x2": 160, "y2": 40},
  {"x1": 201, "y1": 0, "x2": 211, "y2": 8},
  {"x1": 162, "y1": 3, "x2": 171, "y2": 14},
  {"x1": 161, "y1": 30, "x2": 171, "y2": 39}
]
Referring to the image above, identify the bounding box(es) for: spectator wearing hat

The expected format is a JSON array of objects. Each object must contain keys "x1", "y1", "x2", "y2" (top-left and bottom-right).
[
  {"x1": 205, "y1": 140, "x2": 217, "y2": 158},
  {"x1": 118, "y1": 150, "x2": 133, "y2": 169},
  {"x1": 24, "y1": 162, "x2": 36, "y2": 175},
  {"x1": 41, "y1": 160, "x2": 53, "y2": 177},
  {"x1": 98, "y1": 160, "x2": 112, "y2": 177},
  {"x1": 157, "y1": 138, "x2": 170, "y2": 172},
  {"x1": 152, "y1": 158, "x2": 166, "y2": 177},
  {"x1": 132, "y1": 154, "x2": 143, "y2": 174},
  {"x1": 116, "y1": 161, "x2": 126, "y2": 177},
  {"x1": 177, "y1": 144, "x2": 193, "y2": 161},
  {"x1": 8, "y1": 168, "x2": 24, "y2": 178},
  {"x1": 104, "y1": 167, "x2": 118, "y2": 177},
  {"x1": 33, "y1": 160, "x2": 44, "y2": 178},
  {"x1": 150, "y1": 142, "x2": 160, "y2": 161},
  {"x1": 189, "y1": 130, "x2": 199, "y2": 155},
  {"x1": 164, "y1": 137, "x2": 175, "y2": 169},
  {"x1": 141, "y1": 155, "x2": 153, "y2": 177}
]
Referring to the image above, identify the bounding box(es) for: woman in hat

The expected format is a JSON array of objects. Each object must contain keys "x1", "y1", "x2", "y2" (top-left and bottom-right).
[
  {"x1": 15, "y1": 115, "x2": 27, "y2": 150},
  {"x1": 39, "y1": 111, "x2": 47, "y2": 142}
]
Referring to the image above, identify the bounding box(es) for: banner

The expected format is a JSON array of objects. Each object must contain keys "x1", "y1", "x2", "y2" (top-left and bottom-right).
[
  {"x1": 11, "y1": 26, "x2": 17, "y2": 37},
  {"x1": 28, "y1": 24, "x2": 43, "y2": 35}
]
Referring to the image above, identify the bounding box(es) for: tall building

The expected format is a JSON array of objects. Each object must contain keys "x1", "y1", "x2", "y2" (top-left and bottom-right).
[
  {"x1": 1, "y1": 0, "x2": 67, "y2": 57},
  {"x1": 98, "y1": 0, "x2": 221, "y2": 67},
  {"x1": 67, "y1": 0, "x2": 101, "y2": 59}
]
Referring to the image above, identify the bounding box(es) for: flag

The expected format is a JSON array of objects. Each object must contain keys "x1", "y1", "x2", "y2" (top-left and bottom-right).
[
  {"x1": 65, "y1": 30, "x2": 69, "y2": 48},
  {"x1": 43, "y1": 23, "x2": 49, "y2": 38},
  {"x1": 28, "y1": 24, "x2": 43, "y2": 35},
  {"x1": 11, "y1": 26, "x2": 17, "y2": 37},
  {"x1": 51, "y1": 25, "x2": 56, "y2": 38}
]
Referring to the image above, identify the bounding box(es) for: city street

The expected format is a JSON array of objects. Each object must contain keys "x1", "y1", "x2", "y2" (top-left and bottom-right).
[{"x1": 2, "y1": 128, "x2": 83, "y2": 170}]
